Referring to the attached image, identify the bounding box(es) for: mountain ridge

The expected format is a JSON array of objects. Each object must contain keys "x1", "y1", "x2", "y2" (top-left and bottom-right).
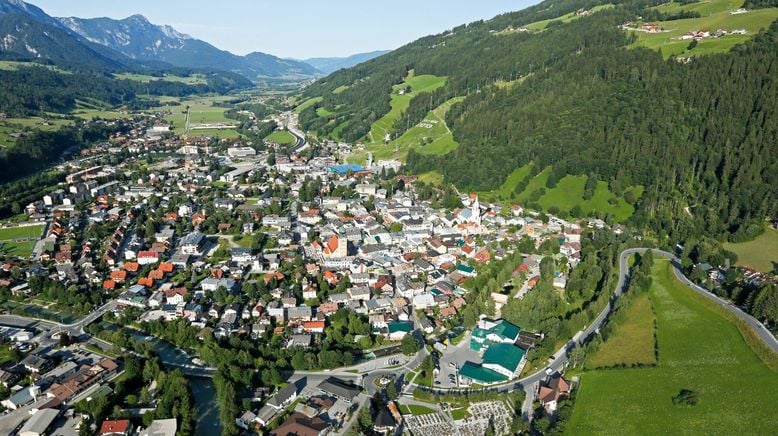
[{"x1": 302, "y1": 50, "x2": 391, "y2": 74}]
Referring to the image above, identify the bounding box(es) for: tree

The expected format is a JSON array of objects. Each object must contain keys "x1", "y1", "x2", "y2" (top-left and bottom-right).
[
  {"x1": 145, "y1": 219, "x2": 157, "y2": 241},
  {"x1": 386, "y1": 380, "x2": 398, "y2": 400},
  {"x1": 400, "y1": 334, "x2": 420, "y2": 355}
]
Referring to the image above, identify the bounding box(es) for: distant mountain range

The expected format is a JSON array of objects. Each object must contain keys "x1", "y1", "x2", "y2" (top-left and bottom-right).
[
  {"x1": 303, "y1": 50, "x2": 390, "y2": 74},
  {"x1": 0, "y1": 0, "x2": 388, "y2": 80}
]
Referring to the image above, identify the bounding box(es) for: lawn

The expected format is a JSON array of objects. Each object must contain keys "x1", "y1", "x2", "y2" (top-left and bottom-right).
[
  {"x1": 567, "y1": 260, "x2": 778, "y2": 434},
  {"x1": 586, "y1": 293, "x2": 656, "y2": 368},
  {"x1": 265, "y1": 130, "x2": 297, "y2": 145},
  {"x1": 333, "y1": 85, "x2": 350, "y2": 94},
  {"x1": 632, "y1": 0, "x2": 778, "y2": 58},
  {"x1": 724, "y1": 226, "x2": 778, "y2": 273},
  {"x1": 478, "y1": 164, "x2": 533, "y2": 201},
  {"x1": 0, "y1": 224, "x2": 45, "y2": 241},
  {"x1": 399, "y1": 404, "x2": 437, "y2": 415},
  {"x1": 450, "y1": 408, "x2": 471, "y2": 420}
]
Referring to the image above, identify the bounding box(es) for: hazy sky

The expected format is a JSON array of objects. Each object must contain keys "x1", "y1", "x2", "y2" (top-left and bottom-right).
[{"x1": 31, "y1": 0, "x2": 538, "y2": 59}]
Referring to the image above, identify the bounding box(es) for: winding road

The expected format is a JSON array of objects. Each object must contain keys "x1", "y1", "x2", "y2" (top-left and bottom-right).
[{"x1": 411, "y1": 248, "x2": 778, "y2": 398}]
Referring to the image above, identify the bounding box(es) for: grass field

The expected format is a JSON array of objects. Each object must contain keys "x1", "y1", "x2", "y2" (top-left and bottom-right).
[
  {"x1": 163, "y1": 95, "x2": 235, "y2": 134},
  {"x1": 567, "y1": 260, "x2": 778, "y2": 434},
  {"x1": 72, "y1": 109, "x2": 135, "y2": 120},
  {"x1": 399, "y1": 404, "x2": 437, "y2": 415},
  {"x1": 265, "y1": 130, "x2": 297, "y2": 145},
  {"x1": 520, "y1": 4, "x2": 615, "y2": 31},
  {"x1": 632, "y1": 0, "x2": 778, "y2": 58},
  {"x1": 417, "y1": 171, "x2": 445, "y2": 185},
  {"x1": 333, "y1": 85, "x2": 350, "y2": 94},
  {"x1": 0, "y1": 224, "x2": 45, "y2": 241},
  {"x1": 188, "y1": 128, "x2": 241, "y2": 139},
  {"x1": 293, "y1": 96, "x2": 323, "y2": 114},
  {"x1": 478, "y1": 165, "x2": 642, "y2": 221},
  {"x1": 0, "y1": 60, "x2": 69, "y2": 74},
  {"x1": 114, "y1": 72, "x2": 207, "y2": 85},
  {"x1": 351, "y1": 95, "x2": 461, "y2": 163},
  {"x1": 587, "y1": 293, "x2": 657, "y2": 368},
  {"x1": 724, "y1": 226, "x2": 778, "y2": 273},
  {"x1": 365, "y1": 72, "x2": 447, "y2": 147},
  {"x1": 316, "y1": 107, "x2": 334, "y2": 117}
]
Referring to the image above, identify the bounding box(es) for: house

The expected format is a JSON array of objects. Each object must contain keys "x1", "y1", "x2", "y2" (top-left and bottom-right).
[
  {"x1": 231, "y1": 248, "x2": 254, "y2": 263},
  {"x1": 139, "y1": 419, "x2": 177, "y2": 436},
  {"x1": 538, "y1": 376, "x2": 571, "y2": 412},
  {"x1": 316, "y1": 377, "x2": 361, "y2": 403},
  {"x1": 270, "y1": 412, "x2": 330, "y2": 436},
  {"x1": 322, "y1": 235, "x2": 348, "y2": 258},
  {"x1": 267, "y1": 383, "x2": 298, "y2": 410},
  {"x1": 302, "y1": 320, "x2": 325, "y2": 333},
  {"x1": 22, "y1": 354, "x2": 52, "y2": 373},
  {"x1": 181, "y1": 232, "x2": 206, "y2": 255},
  {"x1": 137, "y1": 251, "x2": 159, "y2": 265},
  {"x1": 98, "y1": 419, "x2": 132, "y2": 435},
  {"x1": 18, "y1": 408, "x2": 60, "y2": 436}
]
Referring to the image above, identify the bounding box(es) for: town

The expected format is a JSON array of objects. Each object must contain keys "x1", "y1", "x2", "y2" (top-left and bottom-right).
[
  {"x1": 0, "y1": 105, "x2": 612, "y2": 435},
  {"x1": 1, "y1": 100, "x2": 772, "y2": 436}
]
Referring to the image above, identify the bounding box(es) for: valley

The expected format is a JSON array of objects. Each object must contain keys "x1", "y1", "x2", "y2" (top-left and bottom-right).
[{"x1": 0, "y1": 0, "x2": 775, "y2": 435}]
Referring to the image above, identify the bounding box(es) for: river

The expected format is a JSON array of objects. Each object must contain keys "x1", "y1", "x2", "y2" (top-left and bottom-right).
[{"x1": 131, "y1": 333, "x2": 222, "y2": 435}]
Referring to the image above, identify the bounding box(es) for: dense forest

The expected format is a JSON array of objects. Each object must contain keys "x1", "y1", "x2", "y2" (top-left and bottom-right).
[
  {"x1": 0, "y1": 120, "x2": 124, "y2": 185},
  {"x1": 300, "y1": 0, "x2": 778, "y2": 245}
]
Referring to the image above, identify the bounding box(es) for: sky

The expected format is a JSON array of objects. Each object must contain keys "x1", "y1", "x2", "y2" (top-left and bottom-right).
[{"x1": 30, "y1": 0, "x2": 538, "y2": 59}]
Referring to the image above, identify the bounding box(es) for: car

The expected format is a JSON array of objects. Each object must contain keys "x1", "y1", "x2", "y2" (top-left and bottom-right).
[{"x1": 435, "y1": 380, "x2": 441, "y2": 385}]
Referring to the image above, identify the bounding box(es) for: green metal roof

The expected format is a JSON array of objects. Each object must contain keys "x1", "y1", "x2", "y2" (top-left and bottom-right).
[
  {"x1": 483, "y1": 343, "x2": 525, "y2": 372},
  {"x1": 492, "y1": 320, "x2": 520, "y2": 340},
  {"x1": 456, "y1": 264, "x2": 475, "y2": 273},
  {"x1": 459, "y1": 362, "x2": 507, "y2": 384}
]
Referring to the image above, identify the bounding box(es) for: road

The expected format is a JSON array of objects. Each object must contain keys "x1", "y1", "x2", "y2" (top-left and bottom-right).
[{"x1": 412, "y1": 248, "x2": 778, "y2": 396}]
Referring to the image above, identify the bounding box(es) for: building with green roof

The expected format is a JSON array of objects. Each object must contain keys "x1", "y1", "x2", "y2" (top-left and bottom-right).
[
  {"x1": 459, "y1": 362, "x2": 507, "y2": 385},
  {"x1": 461, "y1": 318, "x2": 527, "y2": 384},
  {"x1": 483, "y1": 343, "x2": 526, "y2": 378},
  {"x1": 470, "y1": 318, "x2": 521, "y2": 352}
]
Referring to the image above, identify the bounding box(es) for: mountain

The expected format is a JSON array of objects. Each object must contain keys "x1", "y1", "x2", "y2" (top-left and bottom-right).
[
  {"x1": 0, "y1": 0, "x2": 61, "y2": 28},
  {"x1": 0, "y1": 13, "x2": 131, "y2": 70},
  {"x1": 298, "y1": 0, "x2": 778, "y2": 242},
  {"x1": 58, "y1": 14, "x2": 320, "y2": 80},
  {"x1": 303, "y1": 50, "x2": 390, "y2": 74}
]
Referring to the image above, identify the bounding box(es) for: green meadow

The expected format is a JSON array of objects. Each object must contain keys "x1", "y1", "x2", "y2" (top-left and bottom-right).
[{"x1": 568, "y1": 260, "x2": 778, "y2": 434}]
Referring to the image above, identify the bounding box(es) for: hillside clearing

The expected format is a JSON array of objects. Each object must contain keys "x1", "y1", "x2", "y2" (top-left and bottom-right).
[
  {"x1": 632, "y1": 0, "x2": 778, "y2": 58},
  {"x1": 724, "y1": 226, "x2": 778, "y2": 273}
]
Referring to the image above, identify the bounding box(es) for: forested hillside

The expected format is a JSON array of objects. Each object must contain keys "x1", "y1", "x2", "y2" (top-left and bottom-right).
[
  {"x1": 298, "y1": 0, "x2": 778, "y2": 243},
  {"x1": 0, "y1": 66, "x2": 252, "y2": 116}
]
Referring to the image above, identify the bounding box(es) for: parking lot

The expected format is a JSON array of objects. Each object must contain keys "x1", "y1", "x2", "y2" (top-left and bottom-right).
[{"x1": 434, "y1": 331, "x2": 482, "y2": 388}]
